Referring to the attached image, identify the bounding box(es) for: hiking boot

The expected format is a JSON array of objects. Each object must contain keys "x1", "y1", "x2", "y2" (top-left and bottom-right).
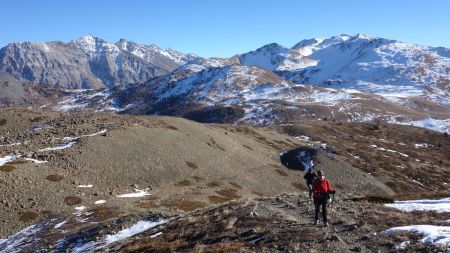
[
  {"x1": 313, "y1": 219, "x2": 319, "y2": 225},
  {"x1": 324, "y1": 222, "x2": 329, "y2": 227}
]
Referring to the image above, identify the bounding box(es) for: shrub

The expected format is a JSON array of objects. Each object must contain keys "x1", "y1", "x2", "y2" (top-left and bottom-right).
[
  {"x1": 185, "y1": 161, "x2": 198, "y2": 169},
  {"x1": 175, "y1": 180, "x2": 192, "y2": 187},
  {"x1": 207, "y1": 182, "x2": 220, "y2": 187},
  {"x1": 46, "y1": 174, "x2": 64, "y2": 182},
  {"x1": 64, "y1": 196, "x2": 82, "y2": 206},
  {"x1": 162, "y1": 200, "x2": 207, "y2": 212},
  {"x1": 229, "y1": 182, "x2": 242, "y2": 190},
  {"x1": 275, "y1": 169, "x2": 288, "y2": 176},
  {"x1": 0, "y1": 165, "x2": 15, "y2": 172},
  {"x1": 19, "y1": 211, "x2": 39, "y2": 222}
]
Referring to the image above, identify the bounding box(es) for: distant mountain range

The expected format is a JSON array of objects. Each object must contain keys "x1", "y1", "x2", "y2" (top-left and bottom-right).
[
  {"x1": 1, "y1": 34, "x2": 449, "y2": 131},
  {"x1": 0, "y1": 35, "x2": 198, "y2": 89}
]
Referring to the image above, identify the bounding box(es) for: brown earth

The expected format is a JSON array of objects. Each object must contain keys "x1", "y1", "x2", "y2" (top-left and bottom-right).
[
  {"x1": 0, "y1": 108, "x2": 449, "y2": 252},
  {"x1": 0, "y1": 108, "x2": 392, "y2": 238}
]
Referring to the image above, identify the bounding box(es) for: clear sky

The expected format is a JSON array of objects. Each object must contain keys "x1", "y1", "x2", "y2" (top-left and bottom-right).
[{"x1": 2, "y1": 0, "x2": 450, "y2": 57}]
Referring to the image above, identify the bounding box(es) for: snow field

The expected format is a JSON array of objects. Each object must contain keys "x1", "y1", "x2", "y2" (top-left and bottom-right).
[{"x1": 385, "y1": 197, "x2": 450, "y2": 252}]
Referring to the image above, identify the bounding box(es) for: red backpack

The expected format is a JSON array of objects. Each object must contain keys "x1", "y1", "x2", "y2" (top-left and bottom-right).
[{"x1": 312, "y1": 177, "x2": 332, "y2": 198}]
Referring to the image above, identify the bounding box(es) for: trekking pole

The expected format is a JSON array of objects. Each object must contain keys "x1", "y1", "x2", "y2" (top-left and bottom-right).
[{"x1": 329, "y1": 191, "x2": 336, "y2": 210}]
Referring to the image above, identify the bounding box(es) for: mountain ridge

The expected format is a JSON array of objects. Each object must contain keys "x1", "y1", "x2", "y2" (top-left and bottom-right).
[
  {"x1": 1, "y1": 34, "x2": 449, "y2": 131},
  {"x1": 0, "y1": 35, "x2": 199, "y2": 89},
  {"x1": 240, "y1": 34, "x2": 450, "y2": 106}
]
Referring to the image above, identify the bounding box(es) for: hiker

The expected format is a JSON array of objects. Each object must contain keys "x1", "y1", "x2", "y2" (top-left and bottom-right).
[
  {"x1": 303, "y1": 168, "x2": 316, "y2": 201},
  {"x1": 312, "y1": 170, "x2": 333, "y2": 227}
]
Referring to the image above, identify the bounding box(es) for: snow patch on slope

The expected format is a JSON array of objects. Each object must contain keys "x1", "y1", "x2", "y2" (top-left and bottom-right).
[
  {"x1": 385, "y1": 197, "x2": 450, "y2": 213},
  {"x1": 385, "y1": 225, "x2": 450, "y2": 252},
  {"x1": 390, "y1": 117, "x2": 450, "y2": 133},
  {"x1": 0, "y1": 155, "x2": 19, "y2": 166},
  {"x1": 117, "y1": 189, "x2": 150, "y2": 198},
  {"x1": 105, "y1": 220, "x2": 166, "y2": 245}
]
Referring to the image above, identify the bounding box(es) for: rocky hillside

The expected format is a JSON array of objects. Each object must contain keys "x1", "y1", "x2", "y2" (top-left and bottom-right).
[
  {"x1": 51, "y1": 61, "x2": 450, "y2": 132},
  {"x1": 275, "y1": 120, "x2": 450, "y2": 193},
  {"x1": 0, "y1": 35, "x2": 197, "y2": 89},
  {"x1": 0, "y1": 109, "x2": 449, "y2": 252},
  {"x1": 0, "y1": 72, "x2": 69, "y2": 107},
  {"x1": 4, "y1": 193, "x2": 449, "y2": 252}
]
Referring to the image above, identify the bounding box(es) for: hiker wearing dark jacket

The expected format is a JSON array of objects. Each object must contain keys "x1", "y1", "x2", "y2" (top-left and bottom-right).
[
  {"x1": 303, "y1": 169, "x2": 316, "y2": 200},
  {"x1": 312, "y1": 170, "x2": 333, "y2": 227}
]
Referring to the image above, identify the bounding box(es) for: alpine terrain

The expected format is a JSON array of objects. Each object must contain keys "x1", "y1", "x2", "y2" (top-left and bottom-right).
[{"x1": 0, "y1": 33, "x2": 449, "y2": 252}]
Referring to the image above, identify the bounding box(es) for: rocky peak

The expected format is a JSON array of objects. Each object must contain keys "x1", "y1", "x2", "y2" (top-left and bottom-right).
[{"x1": 71, "y1": 34, "x2": 120, "y2": 55}]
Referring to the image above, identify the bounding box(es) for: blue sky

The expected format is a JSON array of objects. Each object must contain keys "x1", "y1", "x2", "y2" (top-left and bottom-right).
[{"x1": 2, "y1": 0, "x2": 450, "y2": 57}]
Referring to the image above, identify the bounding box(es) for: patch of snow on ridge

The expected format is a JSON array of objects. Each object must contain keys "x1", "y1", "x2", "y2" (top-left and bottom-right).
[
  {"x1": 307, "y1": 90, "x2": 353, "y2": 105},
  {"x1": 394, "y1": 240, "x2": 410, "y2": 250},
  {"x1": 297, "y1": 150, "x2": 314, "y2": 170},
  {"x1": 54, "y1": 221, "x2": 67, "y2": 229},
  {"x1": 295, "y1": 135, "x2": 311, "y2": 141},
  {"x1": 39, "y1": 129, "x2": 107, "y2": 152},
  {"x1": 71, "y1": 241, "x2": 97, "y2": 253},
  {"x1": 105, "y1": 220, "x2": 167, "y2": 245},
  {"x1": 0, "y1": 224, "x2": 42, "y2": 253},
  {"x1": 95, "y1": 200, "x2": 106, "y2": 204},
  {"x1": 342, "y1": 89, "x2": 363, "y2": 94},
  {"x1": 38, "y1": 141, "x2": 77, "y2": 152},
  {"x1": 55, "y1": 90, "x2": 116, "y2": 112},
  {"x1": 408, "y1": 118, "x2": 450, "y2": 133},
  {"x1": 369, "y1": 145, "x2": 409, "y2": 157},
  {"x1": 150, "y1": 232, "x2": 163, "y2": 238},
  {"x1": 385, "y1": 225, "x2": 450, "y2": 251},
  {"x1": 63, "y1": 129, "x2": 107, "y2": 141},
  {"x1": 415, "y1": 143, "x2": 432, "y2": 148},
  {"x1": 74, "y1": 206, "x2": 86, "y2": 211},
  {"x1": 385, "y1": 197, "x2": 450, "y2": 213},
  {"x1": 56, "y1": 97, "x2": 90, "y2": 112},
  {"x1": 0, "y1": 142, "x2": 22, "y2": 147},
  {"x1": 390, "y1": 117, "x2": 450, "y2": 133},
  {"x1": 77, "y1": 185, "x2": 93, "y2": 188},
  {"x1": 0, "y1": 155, "x2": 19, "y2": 166},
  {"x1": 42, "y1": 43, "x2": 50, "y2": 52},
  {"x1": 24, "y1": 158, "x2": 48, "y2": 164},
  {"x1": 117, "y1": 188, "x2": 150, "y2": 198}
]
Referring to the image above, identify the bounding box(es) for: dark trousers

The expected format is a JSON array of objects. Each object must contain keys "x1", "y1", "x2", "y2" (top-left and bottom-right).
[
  {"x1": 307, "y1": 184, "x2": 313, "y2": 199},
  {"x1": 314, "y1": 196, "x2": 327, "y2": 223}
]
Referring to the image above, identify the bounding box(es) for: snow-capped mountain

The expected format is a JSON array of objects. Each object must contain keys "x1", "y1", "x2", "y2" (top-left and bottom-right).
[
  {"x1": 239, "y1": 34, "x2": 450, "y2": 106},
  {"x1": 1, "y1": 34, "x2": 449, "y2": 131},
  {"x1": 116, "y1": 39, "x2": 197, "y2": 65},
  {"x1": 0, "y1": 35, "x2": 197, "y2": 89},
  {"x1": 238, "y1": 43, "x2": 316, "y2": 71},
  {"x1": 53, "y1": 61, "x2": 450, "y2": 130}
]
